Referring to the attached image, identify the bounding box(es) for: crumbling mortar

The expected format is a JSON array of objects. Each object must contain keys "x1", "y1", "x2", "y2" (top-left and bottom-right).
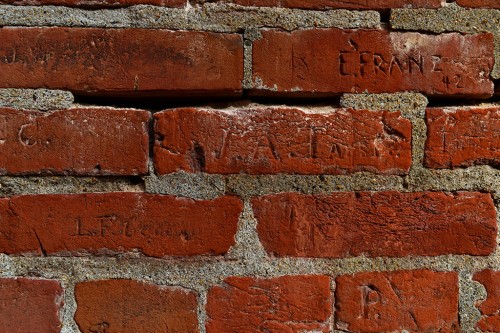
[{"x1": 0, "y1": 4, "x2": 380, "y2": 31}]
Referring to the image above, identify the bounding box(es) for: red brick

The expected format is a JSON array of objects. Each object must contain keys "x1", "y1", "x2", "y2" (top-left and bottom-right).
[
  {"x1": 252, "y1": 29, "x2": 494, "y2": 97},
  {"x1": 474, "y1": 270, "x2": 500, "y2": 332},
  {"x1": 456, "y1": 0, "x2": 500, "y2": 8},
  {"x1": 154, "y1": 107, "x2": 412, "y2": 175},
  {"x1": 0, "y1": 107, "x2": 149, "y2": 175},
  {"x1": 0, "y1": 28, "x2": 243, "y2": 96},
  {"x1": 206, "y1": 275, "x2": 331, "y2": 333},
  {"x1": 252, "y1": 191, "x2": 497, "y2": 258},
  {"x1": 223, "y1": 0, "x2": 442, "y2": 9},
  {"x1": 0, "y1": 0, "x2": 185, "y2": 6},
  {"x1": 0, "y1": 193, "x2": 242, "y2": 257},
  {"x1": 75, "y1": 280, "x2": 199, "y2": 333},
  {"x1": 0, "y1": 278, "x2": 63, "y2": 333},
  {"x1": 335, "y1": 270, "x2": 459, "y2": 332},
  {"x1": 425, "y1": 107, "x2": 500, "y2": 169}
]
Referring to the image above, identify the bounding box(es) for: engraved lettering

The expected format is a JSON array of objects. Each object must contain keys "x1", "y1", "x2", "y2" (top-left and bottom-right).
[
  {"x1": 361, "y1": 285, "x2": 383, "y2": 320},
  {"x1": 18, "y1": 123, "x2": 37, "y2": 146},
  {"x1": 432, "y1": 55, "x2": 443, "y2": 72},
  {"x1": 252, "y1": 135, "x2": 280, "y2": 160},
  {"x1": 373, "y1": 53, "x2": 388, "y2": 76},
  {"x1": 89, "y1": 321, "x2": 109, "y2": 333},
  {"x1": 339, "y1": 51, "x2": 353, "y2": 76},
  {"x1": 389, "y1": 55, "x2": 405, "y2": 75},
  {"x1": 359, "y1": 51, "x2": 372, "y2": 77},
  {"x1": 409, "y1": 55, "x2": 424, "y2": 74}
]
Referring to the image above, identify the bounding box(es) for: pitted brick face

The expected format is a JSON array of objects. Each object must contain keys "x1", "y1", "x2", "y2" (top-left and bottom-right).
[
  {"x1": 0, "y1": 107, "x2": 149, "y2": 175},
  {"x1": 252, "y1": 29, "x2": 494, "y2": 97},
  {"x1": 456, "y1": 0, "x2": 500, "y2": 8},
  {"x1": 0, "y1": 28, "x2": 243, "y2": 96},
  {"x1": 335, "y1": 270, "x2": 459, "y2": 332},
  {"x1": 0, "y1": 193, "x2": 243, "y2": 257},
  {"x1": 252, "y1": 191, "x2": 497, "y2": 258},
  {"x1": 74, "y1": 280, "x2": 199, "y2": 333},
  {"x1": 473, "y1": 270, "x2": 500, "y2": 332},
  {"x1": 425, "y1": 107, "x2": 500, "y2": 169},
  {"x1": 206, "y1": 275, "x2": 332, "y2": 333},
  {"x1": 0, "y1": 278, "x2": 63, "y2": 333},
  {"x1": 154, "y1": 107, "x2": 412, "y2": 175}
]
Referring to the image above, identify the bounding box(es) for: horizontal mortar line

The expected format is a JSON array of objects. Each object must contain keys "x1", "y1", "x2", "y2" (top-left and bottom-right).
[
  {"x1": 0, "y1": 4, "x2": 381, "y2": 31},
  {"x1": 1, "y1": 253, "x2": 499, "y2": 280}
]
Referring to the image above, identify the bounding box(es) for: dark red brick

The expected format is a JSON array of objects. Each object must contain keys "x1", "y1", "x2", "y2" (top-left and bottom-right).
[
  {"x1": 0, "y1": 107, "x2": 149, "y2": 175},
  {"x1": 252, "y1": 191, "x2": 497, "y2": 258},
  {"x1": 456, "y1": 0, "x2": 500, "y2": 8},
  {"x1": 336, "y1": 270, "x2": 459, "y2": 332},
  {"x1": 474, "y1": 270, "x2": 500, "y2": 332},
  {"x1": 0, "y1": 278, "x2": 63, "y2": 333},
  {"x1": 75, "y1": 280, "x2": 199, "y2": 333},
  {"x1": 206, "y1": 275, "x2": 332, "y2": 333},
  {"x1": 223, "y1": 0, "x2": 442, "y2": 9},
  {"x1": 154, "y1": 107, "x2": 412, "y2": 175},
  {"x1": 252, "y1": 29, "x2": 494, "y2": 97},
  {"x1": 0, "y1": 193, "x2": 243, "y2": 257},
  {"x1": 425, "y1": 107, "x2": 500, "y2": 169},
  {"x1": 0, "y1": 28, "x2": 243, "y2": 96}
]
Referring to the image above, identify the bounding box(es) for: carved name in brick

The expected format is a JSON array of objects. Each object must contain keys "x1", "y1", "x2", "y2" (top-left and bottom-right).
[
  {"x1": 252, "y1": 191, "x2": 497, "y2": 258},
  {"x1": 154, "y1": 107, "x2": 412, "y2": 175},
  {"x1": 335, "y1": 270, "x2": 459, "y2": 332},
  {"x1": 252, "y1": 29, "x2": 494, "y2": 97},
  {"x1": 0, "y1": 108, "x2": 149, "y2": 175},
  {"x1": 0, "y1": 193, "x2": 243, "y2": 257}
]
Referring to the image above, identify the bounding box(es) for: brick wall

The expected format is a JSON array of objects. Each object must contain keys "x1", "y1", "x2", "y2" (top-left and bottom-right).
[{"x1": 0, "y1": 1, "x2": 499, "y2": 332}]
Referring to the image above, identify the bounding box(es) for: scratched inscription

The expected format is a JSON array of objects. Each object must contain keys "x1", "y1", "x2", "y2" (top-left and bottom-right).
[
  {"x1": 71, "y1": 215, "x2": 193, "y2": 240},
  {"x1": 338, "y1": 48, "x2": 464, "y2": 91}
]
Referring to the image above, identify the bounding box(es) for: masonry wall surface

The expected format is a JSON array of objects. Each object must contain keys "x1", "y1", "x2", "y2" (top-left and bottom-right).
[{"x1": 0, "y1": 1, "x2": 499, "y2": 332}]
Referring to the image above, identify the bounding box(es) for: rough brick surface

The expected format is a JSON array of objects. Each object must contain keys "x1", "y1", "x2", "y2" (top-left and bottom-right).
[
  {"x1": 75, "y1": 280, "x2": 199, "y2": 333},
  {"x1": 154, "y1": 107, "x2": 412, "y2": 175},
  {"x1": 0, "y1": 278, "x2": 63, "y2": 333},
  {"x1": 473, "y1": 270, "x2": 500, "y2": 332},
  {"x1": 0, "y1": 193, "x2": 242, "y2": 257},
  {"x1": 252, "y1": 29, "x2": 494, "y2": 97},
  {"x1": 425, "y1": 107, "x2": 500, "y2": 169},
  {"x1": 206, "y1": 275, "x2": 332, "y2": 333},
  {"x1": 335, "y1": 270, "x2": 459, "y2": 332},
  {"x1": 252, "y1": 191, "x2": 497, "y2": 258},
  {"x1": 224, "y1": 0, "x2": 442, "y2": 9},
  {"x1": 0, "y1": 0, "x2": 185, "y2": 5},
  {"x1": 0, "y1": 28, "x2": 243, "y2": 96},
  {"x1": 456, "y1": 0, "x2": 500, "y2": 8},
  {"x1": 0, "y1": 107, "x2": 149, "y2": 175}
]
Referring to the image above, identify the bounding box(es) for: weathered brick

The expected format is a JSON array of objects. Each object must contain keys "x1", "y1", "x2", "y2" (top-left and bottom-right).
[
  {"x1": 0, "y1": 0, "x2": 185, "y2": 6},
  {"x1": 425, "y1": 107, "x2": 500, "y2": 169},
  {"x1": 252, "y1": 191, "x2": 497, "y2": 258},
  {"x1": 224, "y1": 0, "x2": 442, "y2": 9},
  {"x1": 0, "y1": 278, "x2": 63, "y2": 333},
  {"x1": 0, "y1": 193, "x2": 242, "y2": 257},
  {"x1": 0, "y1": 107, "x2": 149, "y2": 175},
  {"x1": 0, "y1": 28, "x2": 243, "y2": 96},
  {"x1": 456, "y1": 0, "x2": 500, "y2": 8},
  {"x1": 335, "y1": 270, "x2": 459, "y2": 332},
  {"x1": 154, "y1": 107, "x2": 412, "y2": 175},
  {"x1": 473, "y1": 270, "x2": 500, "y2": 332},
  {"x1": 206, "y1": 275, "x2": 331, "y2": 333},
  {"x1": 75, "y1": 280, "x2": 199, "y2": 333},
  {"x1": 252, "y1": 29, "x2": 494, "y2": 97}
]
